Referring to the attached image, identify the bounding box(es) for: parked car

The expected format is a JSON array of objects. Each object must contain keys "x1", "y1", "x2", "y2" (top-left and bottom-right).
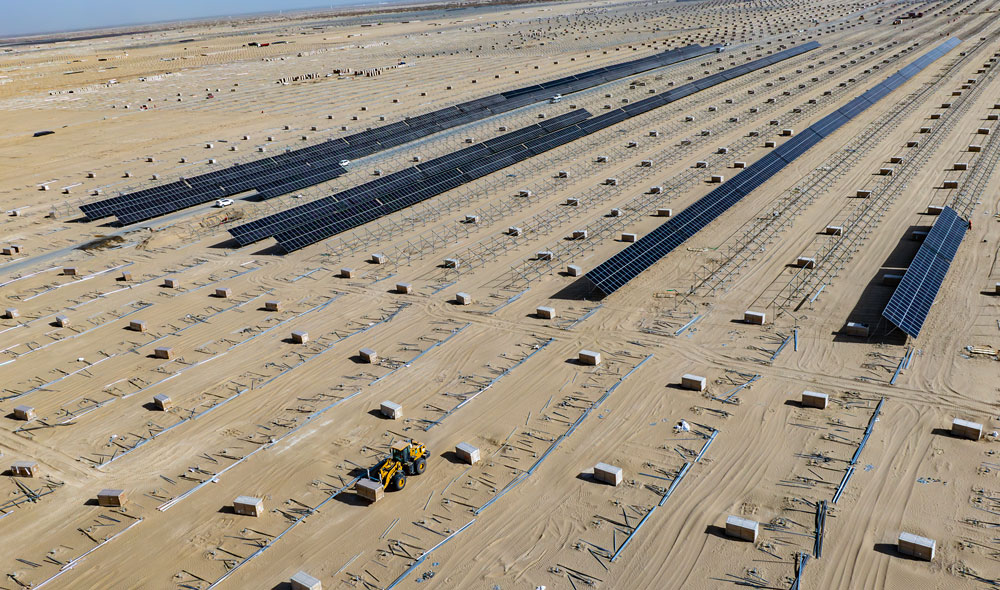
[{"x1": 215, "y1": 198, "x2": 234, "y2": 207}]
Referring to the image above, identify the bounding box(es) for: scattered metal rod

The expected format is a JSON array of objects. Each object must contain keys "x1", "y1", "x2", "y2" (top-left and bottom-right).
[
  {"x1": 790, "y1": 551, "x2": 810, "y2": 590},
  {"x1": 384, "y1": 519, "x2": 476, "y2": 590},
  {"x1": 476, "y1": 355, "x2": 653, "y2": 514},
  {"x1": 612, "y1": 461, "x2": 692, "y2": 562},
  {"x1": 832, "y1": 467, "x2": 855, "y2": 504}
]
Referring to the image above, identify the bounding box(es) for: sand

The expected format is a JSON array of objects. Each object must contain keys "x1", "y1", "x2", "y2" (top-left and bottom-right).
[{"x1": 1, "y1": 0, "x2": 999, "y2": 588}]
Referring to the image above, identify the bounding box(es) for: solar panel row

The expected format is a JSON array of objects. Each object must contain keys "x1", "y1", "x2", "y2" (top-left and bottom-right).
[
  {"x1": 81, "y1": 44, "x2": 717, "y2": 225},
  {"x1": 882, "y1": 206, "x2": 967, "y2": 337},
  {"x1": 230, "y1": 111, "x2": 592, "y2": 247},
  {"x1": 241, "y1": 43, "x2": 820, "y2": 253},
  {"x1": 584, "y1": 37, "x2": 961, "y2": 298}
]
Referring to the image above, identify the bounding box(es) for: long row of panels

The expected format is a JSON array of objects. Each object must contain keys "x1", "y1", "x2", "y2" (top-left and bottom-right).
[
  {"x1": 228, "y1": 110, "x2": 592, "y2": 246},
  {"x1": 882, "y1": 205, "x2": 967, "y2": 338},
  {"x1": 80, "y1": 44, "x2": 718, "y2": 225},
  {"x1": 226, "y1": 42, "x2": 821, "y2": 253},
  {"x1": 584, "y1": 37, "x2": 961, "y2": 298}
]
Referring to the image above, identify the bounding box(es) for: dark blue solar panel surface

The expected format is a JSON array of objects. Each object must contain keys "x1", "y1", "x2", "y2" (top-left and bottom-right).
[
  {"x1": 230, "y1": 113, "x2": 588, "y2": 247},
  {"x1": 882, "y1": 206, "x2": 967, "y2": 337},
  {"x1": 585, "y1": 37, "x2": 961, "y2": 298},
  {"x1": 265, "y1": 43, "x2": 821, "y2": 253},
  {"x1": 83, "y1": 43, "x2": 719, "y2": 224},
  {"x1": 228, "y1": 42, "x2": 822, "y2": 252}
]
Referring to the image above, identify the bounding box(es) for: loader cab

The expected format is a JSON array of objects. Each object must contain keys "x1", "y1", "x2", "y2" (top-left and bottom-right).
[{"x1": 391, "y1": 440, "x2": 415, "y2": 462}]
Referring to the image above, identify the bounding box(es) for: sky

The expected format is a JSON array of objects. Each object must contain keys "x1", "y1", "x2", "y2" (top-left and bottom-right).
[{"x1": 1, "y1": 0, "x2": 383, "y2": 37}]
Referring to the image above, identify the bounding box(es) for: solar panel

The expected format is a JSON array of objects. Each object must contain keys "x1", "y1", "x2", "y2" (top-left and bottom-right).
[
  {"x1": 229, "y1": 111, "x2": 587, "y2": 245},
  {"x1": 267, "y1": 44, "x2": 823, "y2": 254},
  {"x1": 235, "y1": 43, "x2": 820, "y2": 252},
  {"x1": 584, "y1": 38, "x2": 960, "y2": 298},
  {"x1": 882, "y1": 206, "x2": 967, "y2": 337},
  {"x1": 87, "y1": 45, "x2": 717, "y2": 224},
  {"x1": 774, "y1": 130, "x2": 822, "y2": 163}
]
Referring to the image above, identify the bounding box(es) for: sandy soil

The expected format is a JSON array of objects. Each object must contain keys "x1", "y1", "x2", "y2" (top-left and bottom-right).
[{"x1": 1, "y1": 0, "x2": 999, "y2": 589}]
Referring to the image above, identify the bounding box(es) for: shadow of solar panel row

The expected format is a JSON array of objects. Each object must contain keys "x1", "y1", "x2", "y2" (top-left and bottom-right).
[
  {"x1": 229, "y1": 112, "x2": 591, "y2": 247},
  {"x1": 882, "y1": 206, "x2": 967, "y2": 338},
  {"x1": 81, "y1": 44, "x2": 716, "y2": 224},
  {"x1": 231, "y1": 43, "x2": 819, "y2": 251},
  {"x1": 584, "y1": 38, "x2": 960, "y2": 298}
]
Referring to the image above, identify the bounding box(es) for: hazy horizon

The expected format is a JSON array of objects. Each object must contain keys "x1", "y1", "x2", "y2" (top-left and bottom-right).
[{"x1": 1, "y1": 0, "x2": 394, "y2": 38}]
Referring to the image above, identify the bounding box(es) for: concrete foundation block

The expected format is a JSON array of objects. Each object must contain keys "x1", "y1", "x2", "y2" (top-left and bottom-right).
[
  {"x1": 233, "y1": 496, "x2": 264, "y2": 517},
  {"x1": 356, "y1": 479, "x2": 384, "y2": 503},
  {"x1": 725, "y1": 515, "x2": 759, "y2": 542},
  {"x1": 536, "y1": 306, "x2": 556, "y2": 319},
  {"x1": 13, "y1": 405, "x2": 35, "y2": 421},
  {"x1": 952, "y1": 418, "x2": 983, "y2": 440},
  {"x1": 845, "y1": 322, "x2": 869, "y2": 337},
  {"x1": 380, "y1": 401, "x2": 403, "y2": 420},
  {"x1": 681, "y1": 374, "x2": 707, "y2": 392},
  {"x1": 456, "y1": 442, "x2": 481, "y2": 465},
  {"x1": 593, "y1": 462, "x2": 623, "y2": 486},
  {"x1": 291, "y1": 571, "x2": 322, "y2": 590},
  {"x1": 801, "y1": 390, "x2": 829, "y2": 409},
  {"x1": 898, "y1": 532, "x2": 935, "y2": 560},
  {"x1": 98, "y1": 489, "x2": 126, "y2": 507},
  {"x1": 11, "y1": 460, "x2": 38, "y2": 478}
]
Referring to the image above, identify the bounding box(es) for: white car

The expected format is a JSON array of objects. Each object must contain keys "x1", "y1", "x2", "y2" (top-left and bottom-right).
[
  {"x1": 549, "y1": 94, "x2": 562, "y2": 104},
  {"x1": 215, "y1": 198, "x2": 234, "y2": 207},
  {"x1": 339, "y1": 159, "x2": 351, "y2": 166}
]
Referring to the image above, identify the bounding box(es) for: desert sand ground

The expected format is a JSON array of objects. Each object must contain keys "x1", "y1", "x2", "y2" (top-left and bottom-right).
[{"x1": 1, "y1": 0, "x2": 999, "y2": 589}]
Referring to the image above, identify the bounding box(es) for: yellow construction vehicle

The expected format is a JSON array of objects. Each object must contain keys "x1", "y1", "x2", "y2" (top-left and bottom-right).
[{"x1": 372, "y1": 440, "x2": 428, "y2": 491}]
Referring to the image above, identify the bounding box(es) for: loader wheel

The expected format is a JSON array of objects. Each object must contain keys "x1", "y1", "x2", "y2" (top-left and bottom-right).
[
  {"x1": 414, "y1": 457, "x2": 427, "y2": 475},
  {"x1": 391, "y1": 472, "x2": 406, "y2": 491}
]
